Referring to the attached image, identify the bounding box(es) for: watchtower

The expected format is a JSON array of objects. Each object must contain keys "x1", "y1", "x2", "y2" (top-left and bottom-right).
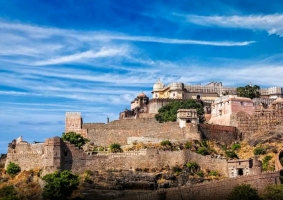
[
  {"x1": 177, "y1": 109, "x2": 199, "y2": 128},
  {"x1": 65, "y1": 112, "x2": 82, "y2": 133}
]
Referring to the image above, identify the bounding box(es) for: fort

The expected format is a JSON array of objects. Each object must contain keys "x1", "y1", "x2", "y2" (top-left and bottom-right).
[{"x1": 3, "y1": 80, "x2": 283, "y2": 199}]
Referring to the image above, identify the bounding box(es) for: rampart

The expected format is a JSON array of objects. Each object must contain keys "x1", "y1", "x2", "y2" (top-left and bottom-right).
[
  {"x1": 119, "y1": 171, "x2": 281, "y2": 200},
  {"x1": 84, "y1": 118, "x2": 201, "y2": 146},
  {"x1": 199, "y1": 124, "x2": 239, "y2": 144},
  {"x1": 230, "y1": 109, "x2": 283, "y2": 141},
  {"x1": 5, "y1": 137, "x2": 228, "y2": 176}
]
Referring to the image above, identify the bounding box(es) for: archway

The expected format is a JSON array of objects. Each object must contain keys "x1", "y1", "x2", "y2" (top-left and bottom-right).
[{"x1": 238, "y1": 168, "x2": 244, "y2": 176}]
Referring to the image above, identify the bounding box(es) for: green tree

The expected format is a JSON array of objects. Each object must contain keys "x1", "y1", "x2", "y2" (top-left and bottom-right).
[
  {"x1": 262, "y1": 184, "x2": 283, "y2": 200},
  {"x1": 62, "y1": 132, "x2": 89, "y2": 149},
  {"x1": 236, "y1": 84, "x2": 260, "y2": 99},
  {"x1": 253, "y1": 147, "x2": 266, "y2": 155},
  {"x1": 0, "y1": 185, "x2": 18, "y2": 200},
  {"x1": 6, "y1": 162, "x2": 21, "y2": 176},
  {"x1": 155, "y1": 99, "x2": 205, "y2": 123},
  {"x1": 109, "y1": 143, "x2": 122, "y2": 153},
  {"x1": 42, "y1": 170, "x2": 79, "y2": 200},
  {"x1": 225, "y1": 150, "x2": 239, "y2": 159},
  {"x1": 227, "y1": 184, "x2": 260, "y2": 200}
]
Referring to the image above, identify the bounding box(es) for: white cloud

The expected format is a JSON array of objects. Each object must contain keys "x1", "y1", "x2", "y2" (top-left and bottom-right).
[{"x1": 185, "y1": 14, "x2": 283, "y2": 36}]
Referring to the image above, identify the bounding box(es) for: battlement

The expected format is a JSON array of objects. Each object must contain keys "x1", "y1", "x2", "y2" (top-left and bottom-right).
[{"x1": 65, "y1": 112, "x2": 81, "y2": 116}]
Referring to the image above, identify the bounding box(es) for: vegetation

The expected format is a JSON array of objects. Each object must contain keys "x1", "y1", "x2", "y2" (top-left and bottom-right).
[
  {"x1": 6, "y1": 162, "x2": 21, "y2": 176},
  {"x1": 231, "y1": 143, "x2": 241, "y2": 151},
  {"x1": 208, "y1": 170, "x2": 219, "y2": 176},
  {"x1": 227, "y1": 184, "x2": 260, "y2": 200},
  {"x1": 225, "y1": 150, "x2": 239, "y2": 159},
  {"x1": 280, "y1": 157, "x2": 283, "y2": 167},
  {"x1": 160, "y1": 140, "x2": 172, "y2": 147},
  {"x1": 262, "y1": 155, "x2": 273, "y2": 171},
  {"x1": 196, "y1": 171, "x2": 204, "y2": 177},
  {"x1": 0, "y1": 185, "x2": 18, "y2": 200},
  {"x1": 109, "y1": 143, "x2": 122, "y2": 153},
  {"x1": 196, "y1": 147, "x2": 209, "y2": 155},
  {"x1": 184, "y1": 141, "x2": 191, "y2": 149},
  {"x1": 186, "y1": 162, "x2": 199, "y2": 174},
  {"x1": 62, "y1": 132, "x2": 89, "y2": 149},
  {"x1": 155, "y1": 99, "x2": 205, "y2": 123},
  {"x1": 253, "y1": 146, "x2": 266, "y2": 155},
  {"x1": 236, "y1": 84, "x2": 260, "y2": 99},
  {"x1": 42, "y1": 170, "x2": 79, "y2": 200},
  {"x1": 172, "y1": 166, "x2": 182, "y2": 175},
  {"x1": 262, "y1": 184, "x2": 283, "y2": 200}
]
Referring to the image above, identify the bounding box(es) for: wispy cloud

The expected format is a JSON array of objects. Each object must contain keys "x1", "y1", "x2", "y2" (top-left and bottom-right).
[{"x1": 183, "y1": 14, "x2": 283, "y2": 36}]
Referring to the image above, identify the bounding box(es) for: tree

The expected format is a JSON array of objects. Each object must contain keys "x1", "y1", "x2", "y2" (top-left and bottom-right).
[
  {"x1": 42, "y1": 170, "x2": 79, "y2": 200},
  {"x1": 262, "y1": 184, "x2": 283, "y2": 200},
  {"x1": 236, "y1": 84, "x2": 260, "y2": 99},
  {"x1": 62, "y1": 132, "x2": 89, "y2": 149},
  {"x1": 155, "y1": 99, "x2": 205, "y2": 123},
  {"x1": 6, "y1": 162, "x2": 21, "y2": 176},
  {"x1": 109, "y1": 143, "x2": 122, "y2": 153},
  {"x1": 0, "y1": 185, "x2": 18, "y2": 200},
  {"x1": 227, "y1": 184, "x2": 260, "y2": 200}
]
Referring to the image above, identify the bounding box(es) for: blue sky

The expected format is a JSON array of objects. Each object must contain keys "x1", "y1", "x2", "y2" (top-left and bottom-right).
[{"x1": 1, "y1": 0, "x2": 283, "y2": 153}]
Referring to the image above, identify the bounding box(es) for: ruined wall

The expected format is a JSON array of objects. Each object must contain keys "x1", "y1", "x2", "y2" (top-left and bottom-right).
[
  {"x1": 120, "y1": 171, "x2": 281, "y2": 200},
  {"x1": 5, "y1": 142, "x2": 45, "y2": 170},
  {"x1": 199, "y1": 124, "x2": 239, "y2": 144},
  {"x1": 0, "y1": 154, "x2": 7, "y2": 167},
  {"x1": 85, "y1": 118, "x2": 200, "y2": 146},
  {"x1": 230, "y1": 109, "x2": 283, "y2": 141}
]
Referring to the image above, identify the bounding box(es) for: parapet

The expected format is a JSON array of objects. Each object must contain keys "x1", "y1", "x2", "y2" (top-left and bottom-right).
[{"x1": 65, "y1": 112, "x2": 81, "y2": 116}]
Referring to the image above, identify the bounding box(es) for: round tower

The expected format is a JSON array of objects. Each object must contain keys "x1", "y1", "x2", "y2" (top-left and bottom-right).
[{"x1": 152, "y1": 79, "x2": 164, "y2": 98}]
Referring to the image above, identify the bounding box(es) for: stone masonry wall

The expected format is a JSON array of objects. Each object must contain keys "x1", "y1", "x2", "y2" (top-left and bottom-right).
[
  {"x1": 120, "y1": 171, "x2": 281, "y2": 200},
  {"x1": 84, "y1": 118, "x2": 200, "y2": 146},
  {"x1": 230, "y1": 109, "x2": 283, "y2": 141},
  {"x1": 199, "y1": 124, "x2": 239, "y2": 145}
]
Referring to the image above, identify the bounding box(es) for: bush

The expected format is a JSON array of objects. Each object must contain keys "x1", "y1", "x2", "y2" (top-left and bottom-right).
[
  {"x1": 42, "y1": 170, "x2": 79, "y2": 200},
  {"x1": 209, "y1": 170, "x2": 219, "y2": 176},
  {"x1": 62, "y1": 132, "x2": 89, "y2": 149},
  {"x1": 160, "y1": 140, "x2": 172, "y2": 147},
  {"x1": 186, "y1": 162, "x2": 199, "y2": 174},
  {"x1": 0, "y1": 185, "x2": 18, "y2": 200},
  {"x1": 262, "y1": 155, "x2": 272, "y2": 171},
  {"x1": 196, "y1": 171, "x2": 204, "y2": 177},
  {"x1": 253, "y1": 147, "x2": 266, "y2": 155},
  {"x1": 196, "y1": 147, "x2": 209, "y2": 155},
  {"x1": 262, "y1": 184, "x2": 283, "y2": 200},
  {"x1": 231, "y1": 143, "x2": 241, "y2": 151},
  {"x1": 227, "y1": 184, "x2": 260, "y2": 200},
  {"x1": 6, "y1": 162, "x2": 21, "y2": 176},
  {"x1": 109, "y1": 143, "x2": 122, "y2": 153},
  {"x1": 185, "y1": 141, "x2": 191, "y2": 149},
  {"x1": 225, "y1": 150, "x2": 239, "y2": 159}
]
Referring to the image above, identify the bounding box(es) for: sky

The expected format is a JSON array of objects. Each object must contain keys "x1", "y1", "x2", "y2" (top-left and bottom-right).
[{"x1": 1, "y1": 0, "x2": 283, "y2": 153}]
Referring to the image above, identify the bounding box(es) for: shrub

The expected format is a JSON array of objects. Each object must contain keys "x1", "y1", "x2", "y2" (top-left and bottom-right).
[
  {"x1": 231, "y1": 143, "x2": 241, "y2": 151},
  {"x1": 42, "y1": 170, "x2": 79, "y2": 200},
  {"x1": 196, "y1": 147, "x2": 209, "y2": 155},
  {"x1": 109, "y1": 143, "x2": 122, "y2": 153},
  {"x1": 209, "y1": 170, "x2": 219, "y2": 176},
  {"x1": 225, "y1": 150, "x2": 239, "y2": 159},
  {"x1": 262, "y1": 184, "x2": 283, "y2": 200},
  {"x1": 160, "y1": 140, "x2": 172, "y2": 147},
  {"x1": 85, "y1": 170, "x2": 93, "y2": 176},
  {"x1": 0, "y1": 185, "x2": 18, "y2": 200},
  {"x1": 196, "y1": 171, "x2": 204, "y2": 177},
  {"x1": 253, "y1": 147, "x2": 266, "y2": 155},
  {"x1": 62, "y1": 132, "x2": 89, "y2": 149},
  {"x1": 186, "y1": 162, "x2": 199, "y2": 174},
  {"x1": 262, "y1": 155, "x2": 272, "y2": 171},
  {"x1": 6, "y1": 162, "x2": 21, "y2": 176},
  {"x1": 227, "y1": 184, "x2": 260, "y2": 200},
  {"x1": 185, "y1": 141, "x2": 191, "y2": 149}
]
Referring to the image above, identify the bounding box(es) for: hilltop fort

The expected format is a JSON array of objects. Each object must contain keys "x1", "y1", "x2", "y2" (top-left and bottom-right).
[{"x1": 3, "y1": 80, "x2": 283, "y2": 199}]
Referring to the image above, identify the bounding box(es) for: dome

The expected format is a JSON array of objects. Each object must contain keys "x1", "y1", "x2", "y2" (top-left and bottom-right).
[
  {"x1": 137, "y1": 92, "x2": 147, "y2": 97},
  {"x1": 153, "y1": 79, "x2": 164, "y2": 90}
]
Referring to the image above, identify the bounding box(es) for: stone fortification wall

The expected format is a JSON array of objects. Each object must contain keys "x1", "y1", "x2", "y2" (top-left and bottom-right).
[
  {"x1": 230, "y1": 109, "x2": 283, "y2": 141},
  {"x1": 120, "y1": 171, "x2": 281, "y2": 200},
  {"x1": 61, "y1": 142, "x2": 228, "y2": 176},
  {"x1": 199, "y1": 124, "x2": 239, "y2": 145},
  {"x1": 85, "y1": 118, "x2": 200, "y2": 146},
  {"x1": 0, "y1": 154, "x2": 6, "y2": 166},
  {"x1": 5, "y1": 142, "x2": 45, "y2": 170}
]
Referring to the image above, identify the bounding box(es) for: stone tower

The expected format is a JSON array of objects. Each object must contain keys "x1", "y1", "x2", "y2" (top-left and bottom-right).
[
  {"x1": 43, "y1": 137, "x2": 62, "y2": 175},
  {"x1": 65, "y1": 112, "x2": 83, "y2": 133}
]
